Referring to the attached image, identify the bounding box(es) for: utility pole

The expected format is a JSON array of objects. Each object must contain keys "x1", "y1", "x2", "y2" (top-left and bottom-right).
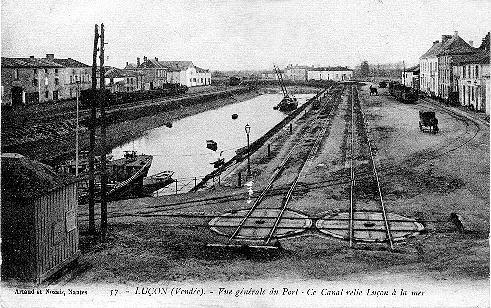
[
  {"x1": 88, "y1": 24, "x2": 99, "y2": 235},
  {"x1": 99, "y1": 23, "x2": 108, "y2": 240}
]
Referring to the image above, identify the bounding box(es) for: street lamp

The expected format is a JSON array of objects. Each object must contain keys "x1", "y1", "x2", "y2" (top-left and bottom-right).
[{"x1": 245, "y1": 123, "x2": 251, "y2": 176}]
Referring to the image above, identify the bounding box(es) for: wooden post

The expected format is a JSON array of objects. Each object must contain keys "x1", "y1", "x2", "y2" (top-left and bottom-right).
[
  {"x1": 88, "y1": 24, "x2": 99, "y2": 235},
  {"x1": 238, "y1": 172, "x2": 241, "y2": 187},
  {"x1": 194, "y1": 177, "x2": 197, "y2": 188},
  {"x1": 175, "y1": 179, "x2": 178, "y2": 195},
  {"x1": 99, "y1": 23, "x2": 108, "y2": 241}
]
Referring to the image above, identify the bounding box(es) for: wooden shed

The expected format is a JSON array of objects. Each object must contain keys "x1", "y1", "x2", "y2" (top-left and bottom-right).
[{"x1": 1, "y1": 153, "x2": 80, "y2": 283}]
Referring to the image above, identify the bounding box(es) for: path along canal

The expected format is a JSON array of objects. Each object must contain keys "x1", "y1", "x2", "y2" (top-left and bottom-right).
[{"x1": 110, "y1": 94, "x2": 314, "y2": 194}]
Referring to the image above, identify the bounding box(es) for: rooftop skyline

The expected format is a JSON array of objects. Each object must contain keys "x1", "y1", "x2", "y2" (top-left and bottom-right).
[{"x1": 2, "y1": 0, "x2": 490, "y2": 70}]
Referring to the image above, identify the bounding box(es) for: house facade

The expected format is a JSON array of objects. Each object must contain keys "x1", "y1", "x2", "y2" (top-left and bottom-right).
[
  {"x1": 1, "y1": 54, "x2": 91, "y2": 106},
  {"x1": 104, "y1": 67, "x2": 143, "y2": 93},
  {"x1": 454, "y1": 52, "x2": 490, "y2": 114},
  {"x1": 420, "y1": 40, "x2": 444, "y2": 97},
  {"x1": 125, "y1": 58, "x2": 211, "y2": 88},
  {"x1": 307, "y1": 67, "x2": 353, "y2": 81},
  {"x1": 285, "y1": 65, "x2": 311, "y2": 82},
  {"x1": 437, "y1": 32, "x2": 476, "y2": 100},
  {"x1": 402, "y1": 65, "x2": 420, "y2": 89}
]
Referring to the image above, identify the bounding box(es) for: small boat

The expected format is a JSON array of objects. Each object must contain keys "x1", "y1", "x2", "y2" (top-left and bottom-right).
[
  {"x1": 211, "y1": 158, "x2": 225, "y2": 168},
  {"x1": 61, "y1": 150, "x2": 153, "y2": 203},
  {"x1": 276, "y1": 95, "x2": 298, "y2": 112},
  {"x1": 142, "y1": 171, "x2": 174, "y2": 194},
  {"x1": 231, "y1": 113, "x2": 238, "y2": 119},
  {"x1": 206, "y1": 140, "x2": 218, "y2": 151}
]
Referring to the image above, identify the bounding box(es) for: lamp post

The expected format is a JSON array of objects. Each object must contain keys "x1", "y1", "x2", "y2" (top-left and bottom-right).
[{"x1": 245, "y1": 123, "x2": 251, "y2": 176}]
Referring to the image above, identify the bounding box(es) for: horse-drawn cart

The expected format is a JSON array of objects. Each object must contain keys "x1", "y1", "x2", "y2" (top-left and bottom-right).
[{"x1": 419, "y1": 111, "x2": 439, "y2": 134}]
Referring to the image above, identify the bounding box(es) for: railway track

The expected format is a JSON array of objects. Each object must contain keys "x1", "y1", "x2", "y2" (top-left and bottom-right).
[
  {"x1": 220, "y1": 85, "x2": 344, "y2": 246},
  {"x1": 348, "y1": 85, "x2": 394, "y2": 251}
]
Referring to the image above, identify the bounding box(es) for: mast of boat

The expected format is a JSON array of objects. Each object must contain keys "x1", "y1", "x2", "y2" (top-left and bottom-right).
[{"x1": 274, "y1": 65, "x2": 288, "y2": 98}]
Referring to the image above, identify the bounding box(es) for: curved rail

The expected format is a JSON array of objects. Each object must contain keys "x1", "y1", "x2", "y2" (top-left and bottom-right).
[{"x1": 227, "y1": 85, "x2": 342, "y2": 245}]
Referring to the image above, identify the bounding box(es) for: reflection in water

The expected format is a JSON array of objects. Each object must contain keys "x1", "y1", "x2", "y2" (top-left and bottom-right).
[{"x1": 110, "y1": 94, "x2": 313, "y2": 193}]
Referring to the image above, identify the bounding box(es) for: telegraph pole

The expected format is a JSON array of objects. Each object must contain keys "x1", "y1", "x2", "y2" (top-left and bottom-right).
[
  {"x1": 88, "y1": 24, "x2": 99, "y2": 235},
  {"x1": 99, "y1": 23, "x2": 108, "y2": 240}
]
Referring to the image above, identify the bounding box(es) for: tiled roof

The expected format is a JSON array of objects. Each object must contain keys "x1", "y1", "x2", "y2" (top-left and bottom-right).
[
  {"x1": 454, "y1": 51, "x2": 490, "y2": 65},
  {"x1": 309, "y1": 66, "x2": 353, "y2": 72},
  {"x1": 52, "y1": 58, "x2": 90, "y2": 67},
  {"x1": 437, "y1": 35, "x2": 476, "y2": 56},
  {"x1": 105, "y1": 67, "x2": 139, "y2": 78},
  {"x1": 1, "y1": 57, "x2": 64, "y2": 68},
  {"x1": 420, "y1": 41, "x2": 444, "y2": 59},
  {"x1": 158, "y1": 61, "x2": 194, "y2": 71}
]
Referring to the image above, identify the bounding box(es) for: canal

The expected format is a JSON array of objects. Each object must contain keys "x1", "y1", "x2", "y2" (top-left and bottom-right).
[{"x1": 110, "y1": 93, "x2": 314, "y2": 194}]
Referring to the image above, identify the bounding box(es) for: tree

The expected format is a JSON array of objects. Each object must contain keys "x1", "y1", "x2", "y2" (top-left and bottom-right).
[{"x1": 360, "y1": 61, "x2": 369, "y2": 78}]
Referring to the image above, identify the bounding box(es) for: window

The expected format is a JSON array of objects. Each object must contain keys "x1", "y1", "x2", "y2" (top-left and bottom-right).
[
  {"x1": 45, "y1": 91, "x2": 49, "y2": 99},
  {"x1": 33, "y1": 69, "x2": 37, "y2": 75},
  {"x1": 70, "y1": 88, "x2": 73, "y2": 97},
  {"x1": 55, "y1": 78, "x2": 59, "y2": 85},
  {"x1": 463, "y1": 66, "x2": 466, "y2": 78},
  {"x1": 471, "y1": 87, "x2": 475, "y2": 101},
  {"x1": 14, "y1": 69, "x2": 19, "y2": 79},
  {"x1": 475, "y1": 66, "x2": 479, "y2": 78},
  {"x1": 70, "y1": 76, "x2": 73, "y2": 84},
  {"x1": 55, "y1": 68, "x2": 58, "y2": 74},
  {"x1": 32, "y1": 79, "x2": 38, "y2": 86},
  {"x1": 44, "y1": 68, "x2": 48, "y2": 74}
]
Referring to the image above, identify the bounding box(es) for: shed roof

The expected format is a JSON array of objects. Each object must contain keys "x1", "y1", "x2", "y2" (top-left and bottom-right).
[
  {"x1": 1, "y1": 153, "x2": 77, "y2": 200},
  {"x1": 406, "y1": 65, "x2": 420, "y2": 72},
  {"x1": 1, "y1": 57, "x2": 64, "y2": 68}
]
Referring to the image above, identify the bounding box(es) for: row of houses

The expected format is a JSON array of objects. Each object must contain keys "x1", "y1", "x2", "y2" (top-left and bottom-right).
[
  {"x1": 1, "y1": 54, "x2": 211, "y2": 106},
  {"x1": 417, "y1": 31, "x2": 490, "y2": 114},
  {"x1": 261, "y1": 65, "x2": 353, "y2": 82}
]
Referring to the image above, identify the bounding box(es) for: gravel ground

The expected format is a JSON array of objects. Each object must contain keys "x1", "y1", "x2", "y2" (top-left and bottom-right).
[{"x1": 56, "y1": 83, "x2": 489, "y2": 306}]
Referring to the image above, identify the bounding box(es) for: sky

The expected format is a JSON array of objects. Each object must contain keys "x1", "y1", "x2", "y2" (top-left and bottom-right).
[{"x1": 1, "y1": 0, "x2": 490, "y2": 71}]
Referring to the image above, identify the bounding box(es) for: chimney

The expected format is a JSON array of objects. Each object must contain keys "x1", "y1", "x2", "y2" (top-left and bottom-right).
[
  {"x1": 155, "y1": 57, "x2": 158, "y2": 62},
  {"x1": 454, "y1": 31, "x2": 458, "y2": 37},
  {"x1": 46, "y1": 54, "x2": 54, "y2": 60},
  {"x1": 143, "y1": 56, "x2": 147, "y2": 62},
  {"x1": 137, "y1": 57, "x2": 141, "y2": 66},
  {"x1": 433, "y1": 40, "x2": 440, "y2": 44},
  {"x1": 469, "y1": 40, "x2": 473, "y2": 47},
  {"x1": 29, "y1": 55, "x2": 34, "y2": 59},
  {"x1": 441, "y1": 35, "x2": 452, "y2": 43},
  {"x1": 126, "y1": 62, "x2": 129, "y2": 67}
]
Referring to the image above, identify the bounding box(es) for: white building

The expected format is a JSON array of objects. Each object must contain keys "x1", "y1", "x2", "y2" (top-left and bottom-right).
[
  {"x1": 125, "y1": 58, "x2": 211, "y2": 89},
  {"x1": 307, "y1": 67, "x2": 353, "y2": 81},
  {"x1": 454, "y1": 52, "x2": 490, "y2": 114},
  {"x1": 420, "y1": 39, "x2": 444, "y2": 97},
  {"x1": 160, "y1": 61, "x2": 211, "y2": 88},
  {"x1": 402, "y1": 65, "x2": 420, "y2": 89}
]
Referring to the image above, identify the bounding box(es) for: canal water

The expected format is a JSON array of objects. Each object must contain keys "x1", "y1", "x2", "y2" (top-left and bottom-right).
[{"x1": 110, "y1": 93, "x2": 313, "y2": 193}]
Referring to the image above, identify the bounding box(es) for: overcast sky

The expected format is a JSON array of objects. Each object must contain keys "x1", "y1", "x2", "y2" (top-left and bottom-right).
[{"x1": 1, "y1": 0, "x2": 490, "y2": 70}]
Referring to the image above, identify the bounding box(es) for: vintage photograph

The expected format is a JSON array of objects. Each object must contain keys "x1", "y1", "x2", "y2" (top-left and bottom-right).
[{"x1": 1, "y1": 1, "x2": 489, "y2": 307}]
